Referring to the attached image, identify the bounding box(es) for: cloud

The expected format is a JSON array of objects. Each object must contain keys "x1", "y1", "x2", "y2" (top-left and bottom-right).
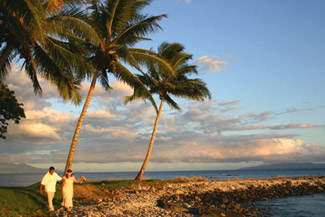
[
  {"x1": 147, "y1": 136, "x2": 325, "y2": 164},
  {"x1": 185, "y1": 0, "x2": 191, "y2": 4},
  {"x1": 270, "y1": 124, "x2": 317, "y2": 130},
  {"x1": 1, "y1": 65, "x2": 324, "y2": 169},
  {"x1": 8, "y1": 123, "x2": 61, "y2": 140},
  {"x1": 5, "y1": 64, "x2": 63, "y2": 110},
  {"x1": 83, "y1": 124, "x2": 137, "y2": 141},
  {"x1": 87, "y1": 110, "x2": 117, "y2": 119},
  {"x1": 218, "y1": 100, "x2": 241, "y2": 107},
  {"x1": 195, "y1": 56, "x2": 228, "y2": 74}
]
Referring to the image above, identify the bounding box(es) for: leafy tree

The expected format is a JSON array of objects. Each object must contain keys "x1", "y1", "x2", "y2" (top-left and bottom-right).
[
  {"x1": 0, "y1": 81, "x2": 25, "y2": 139},
  {"x1": 126, "y1": 42, "x2": 211, "y2": 180},
  {"x1": 63, "y1": 0, "x2": 172, "y2": 173},
  {"x1": 0, "y1": 0, "x2": 95, "y2": 104}
]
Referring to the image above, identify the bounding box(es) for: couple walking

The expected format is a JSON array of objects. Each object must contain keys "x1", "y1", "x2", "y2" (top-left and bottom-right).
[{"x1": 40, "y1": 166, "x2": 84, "y2": 212}]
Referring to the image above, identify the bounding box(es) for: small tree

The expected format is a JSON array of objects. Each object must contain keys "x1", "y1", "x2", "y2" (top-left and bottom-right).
[{"x1": 0, "y1": 81, "x2": 25, "y2": 139}]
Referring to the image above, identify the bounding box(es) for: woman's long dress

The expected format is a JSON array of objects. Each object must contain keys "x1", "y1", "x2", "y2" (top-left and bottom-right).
[{"x1": 61, "y1": 177, "x2": 74, "y2": 208}]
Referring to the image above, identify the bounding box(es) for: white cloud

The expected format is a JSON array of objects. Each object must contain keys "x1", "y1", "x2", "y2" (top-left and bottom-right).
[
  {"x1": 84, "y1": 124, "x2": 137, "y2": 140},
  {"x1": 8, "y1": 123, "x2": 61, "y2": 140},
  {"x1": 218, "y1": 100, "x2": 240, "y2": 107},
  {"x1": 1, "y1": 65, "x2": 324, "y2": 169},
  {"x1": 87, "y1": 110, "x2": 116, "y2": 119},
  {"x1": 147, "y1": 137, "x2": 325, "y2": 164},
  {"x1": 110, "y1": 80, "x2": 134, "y2": 96},
  {"x1": 195, "y1": 56, "x2": 228, "y2": 74}
]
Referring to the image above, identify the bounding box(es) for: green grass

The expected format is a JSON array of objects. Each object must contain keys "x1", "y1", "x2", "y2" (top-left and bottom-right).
[
  {"x1": 0, "y1": 182, "x2": 63, "y2": 217},
  {"x1": 93, "y1": 178, "x2": 163, "y2": 188}
]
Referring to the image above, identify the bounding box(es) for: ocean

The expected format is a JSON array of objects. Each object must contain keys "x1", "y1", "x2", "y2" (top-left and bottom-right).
[{"x1": 1, "y1": 169, "x2": 324, "y2": 216}]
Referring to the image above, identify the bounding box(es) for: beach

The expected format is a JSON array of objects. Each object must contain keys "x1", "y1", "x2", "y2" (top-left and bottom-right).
[{"x1": 55, "y1": 175, "x2": 325, "y2": 217}]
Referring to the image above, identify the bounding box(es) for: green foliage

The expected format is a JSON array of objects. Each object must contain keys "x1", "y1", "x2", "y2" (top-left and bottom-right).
[
  {"x1": 0, "y1": 0, "x2": 91, "y2": 105},
  {"x1": 0, "y1": 81, "x2": 25, "y2": 139},
  {"x1": 126, "y1": 42, "x2": 211, "y2": 111},
  {"x1": 80, "y1": 0, "x2": 168, "y2": 108}
]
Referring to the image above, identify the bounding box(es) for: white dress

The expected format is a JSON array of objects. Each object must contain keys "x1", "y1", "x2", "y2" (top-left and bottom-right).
[{"x1": 61, "y1": 176, "x2": 74, "y2": 208}]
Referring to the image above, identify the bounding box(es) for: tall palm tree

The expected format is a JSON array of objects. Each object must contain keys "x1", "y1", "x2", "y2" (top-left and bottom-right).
[
  {"x1": 125, "y1": 42, "x2": 211, "y2": 180},
  {"x1": 63, "y1": 0, "x2": 172, "y2": 174},
  {"x1": 0, "y1": 0, "x2": 95, "y2": 104}
]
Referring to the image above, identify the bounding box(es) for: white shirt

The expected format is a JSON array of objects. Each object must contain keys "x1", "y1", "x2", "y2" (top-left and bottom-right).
[{"x1": 41, "y1": 172, "x2": 62, "y2": 192}]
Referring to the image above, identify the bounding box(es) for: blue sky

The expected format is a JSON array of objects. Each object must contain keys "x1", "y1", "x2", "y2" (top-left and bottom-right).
[{"x1": 2, "y1": 0, "x2": 325, "y2": 172}]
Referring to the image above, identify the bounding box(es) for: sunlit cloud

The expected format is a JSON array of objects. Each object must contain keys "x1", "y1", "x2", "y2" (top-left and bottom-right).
[
  {"x1": 8, "y1": 123, "x2": 61, "y2": 140},
  {"x1": 1, "y1": 65, "x2": 324, "y2": 170},
  {"x1": 195, "y1": 56, "x2": 228, "y2": 74},
  {"x1": 84, "y1": 124, "x2": 137, "y2": 140},
  {"x1": 148, "y1": 137, "x2": 325, "y2": 164},
  {"x1": 218, "y1": 100, "x2": 241, "y2": 107},
  {"x1": 87, "y1": 110, "x2": 117, "y2": 119}
]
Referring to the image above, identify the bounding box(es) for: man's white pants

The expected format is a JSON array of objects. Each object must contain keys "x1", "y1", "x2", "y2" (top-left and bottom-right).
[{"x1": 47, "y1": 192, "x2": 55, "y2": 211}]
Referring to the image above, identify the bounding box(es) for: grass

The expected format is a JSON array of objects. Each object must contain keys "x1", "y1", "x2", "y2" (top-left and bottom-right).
[
  {"x1": 0, "y1": 177, "x2": 208, "y2": 216},
  {"x1": 0, "y1": 182, "x2": 62, "y2": 217},
  {"x1": 167, "y1": 176, "x2": 209, "y2": 183}
]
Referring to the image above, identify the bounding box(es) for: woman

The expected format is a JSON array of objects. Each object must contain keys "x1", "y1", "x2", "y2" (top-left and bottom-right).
[{"x1": 61, "y1": 169, "x2": 83, "y2": 211}]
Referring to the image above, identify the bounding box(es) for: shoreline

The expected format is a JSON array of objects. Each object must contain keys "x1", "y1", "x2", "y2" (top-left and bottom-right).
[{"x1": 56, "y1": 175, "x2": 325, "y2": 217}]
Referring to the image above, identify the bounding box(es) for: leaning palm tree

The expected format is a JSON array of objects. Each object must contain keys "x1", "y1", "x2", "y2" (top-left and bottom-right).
[
  {"x1": 0, "y1": 0, "x2": 95, "y2": 104},
  {"x1": 125, "y1": 42, "x2": 211, "y2": 180},
  {"x1": 63, "y1": 0, "x2": 172, "y2": 174}
]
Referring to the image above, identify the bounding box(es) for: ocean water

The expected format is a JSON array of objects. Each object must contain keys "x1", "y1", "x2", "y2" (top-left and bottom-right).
[
  {"x1": 1, "y1": 168, "x2": 324, "y2": 187},
  {"x1": 1, "y1": 169, "x2": 324, "y2": 216},
  {"x1": 254, "y1": 193, "x2": 325, "y2": 217}
]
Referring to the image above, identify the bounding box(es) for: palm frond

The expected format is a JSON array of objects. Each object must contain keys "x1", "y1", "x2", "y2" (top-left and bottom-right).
[
  {"x1": 33, "y1": 43, "x2": 82, "y2": 104},
  {"x1": 114, "y1": 14, "x2": 167, "y2": 46},
  {"x1": 177, "y1": 64, "x2": 198, "y2": 76},
  {"x1": 24, "y1": 0, "x2": 46, "y2": 43},
  {"x1": 170, "y1": 79, "x2": 211, "y2": 101},
  {"x1": 98, "y1": 70, "x2": 111, "y2": 91},
  {"x1": 21, "y1": 54, "x2": 42, "y2": 94},
  {"x1": 116, "y1": 62, "x2": 158, "y2": 112},
  {"x1": 0, "y1": 45, "x2": 15, "y2": 80},
  {"x1": 48, "y1": 8, "x2": 101, "y2": 46},
  {"x1": 45, "y1": 36, "x2": 94, "y2": 74},
  {"x1": 164, "y1": 94, "x2": 181, "y2": 111},
  {"x1": 128, "y1": 48, "x2": 175, "y2": 77}
]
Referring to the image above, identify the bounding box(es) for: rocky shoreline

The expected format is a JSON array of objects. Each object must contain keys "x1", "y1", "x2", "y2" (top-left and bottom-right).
[{"x1": 57, "y1": 176, "x2": 325, "y2": 217}]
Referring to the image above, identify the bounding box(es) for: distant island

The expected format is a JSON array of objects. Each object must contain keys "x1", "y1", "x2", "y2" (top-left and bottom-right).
[
  {"x1": 0, "y1": 163, "x2": 46, "y2": 174},
  {"x1": 239, "y1": 162, "x2": 325, "y2": 170}
]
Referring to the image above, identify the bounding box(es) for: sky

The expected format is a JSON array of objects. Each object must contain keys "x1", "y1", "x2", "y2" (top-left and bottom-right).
[{"x1": 2, "y1": 0, "x2": 325, "y2": 172}]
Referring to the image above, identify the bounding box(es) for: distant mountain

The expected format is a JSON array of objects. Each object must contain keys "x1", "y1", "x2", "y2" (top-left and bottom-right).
[
  {"x1": 0, "y1": 163, "x2": 46, "y2": 174},
  {"x1": 239, "y1": 163, "x2": 325, "y2": 170}
]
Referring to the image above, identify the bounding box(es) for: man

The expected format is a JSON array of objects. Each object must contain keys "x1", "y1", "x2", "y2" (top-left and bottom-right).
[{"x1": 40, "y1": 166, "x2": 62, "y2": 212}]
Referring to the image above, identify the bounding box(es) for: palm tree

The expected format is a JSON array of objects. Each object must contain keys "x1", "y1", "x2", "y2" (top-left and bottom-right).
[
  {"x1": 63, "y1": 0, "x2": 172, "y2": 174},
  {"x1": 0, "y1": 0, "x2": 94, "y2": 104},
  {"x1": 125, "y1": 42, "x2": 211, "y2": 180}
]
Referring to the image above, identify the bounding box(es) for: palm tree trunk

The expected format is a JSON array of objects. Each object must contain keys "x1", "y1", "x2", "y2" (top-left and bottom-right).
[
  {"x1": 64, "y1": 73, "x2": 98, "y2": 174},
  {"x1": 135, "y1": 96, "x2": 165, "y2": 180},
  {"x1": 0, "y1": 43, "x2": 14, "y2": 69}
]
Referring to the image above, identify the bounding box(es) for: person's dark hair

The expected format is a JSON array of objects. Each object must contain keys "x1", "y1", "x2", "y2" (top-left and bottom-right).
[
  {"x1": 65, "y1": 169, "x2": 74, "y2": 178},
  {"x1": 49, "y1": 166, "x2": 55, "y2": 171}
]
